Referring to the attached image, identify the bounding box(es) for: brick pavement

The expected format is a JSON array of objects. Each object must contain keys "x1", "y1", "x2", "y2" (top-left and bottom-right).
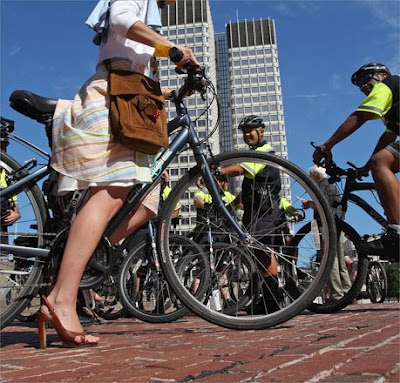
[{"x1": 1, "y1": 302, "x2": 399, "y2": 382}]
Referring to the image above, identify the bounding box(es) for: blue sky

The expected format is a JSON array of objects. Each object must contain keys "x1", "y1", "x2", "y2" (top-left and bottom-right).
[{"x1": 1, "y1": 0, "x2": 399, "y2": 235}]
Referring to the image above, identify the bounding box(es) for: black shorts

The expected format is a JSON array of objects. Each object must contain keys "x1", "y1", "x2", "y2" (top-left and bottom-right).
[
  {"x1": 243, "y1": 208, "x2": 280, "y2": 246},
  {"x1": 386, "y1": 140, "x2": 399, "y2": 158}
]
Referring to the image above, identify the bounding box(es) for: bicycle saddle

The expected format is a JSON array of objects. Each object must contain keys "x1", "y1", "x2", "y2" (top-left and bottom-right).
[{"x1": 9, "y1": 90, "x2": 57, "y2": 123}]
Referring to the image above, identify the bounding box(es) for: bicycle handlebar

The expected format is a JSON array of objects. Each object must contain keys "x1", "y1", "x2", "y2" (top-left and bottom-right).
[
  {"x1": 169, "y1": 47, "x2": 184, "y2": 63},
  {"x1": 168, "y1": 47, "x2": 208, "y2": 103},
  {"x1": 310, "y1": 142, "x2": 366, "y2": 183}
]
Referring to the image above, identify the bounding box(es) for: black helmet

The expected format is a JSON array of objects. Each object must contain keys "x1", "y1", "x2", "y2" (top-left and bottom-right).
[
  {"x1": 238, "y1": 115, "x2": 265, "y2": 130},
  {"x1": 351, "y1": 63, "x2": 391, "y2": 86}
]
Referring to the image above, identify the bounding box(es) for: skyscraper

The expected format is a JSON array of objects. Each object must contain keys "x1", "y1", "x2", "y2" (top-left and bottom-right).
[
  {"x1": 223, "y1": 19, "x2": 287, "y2": 154},
  {"x1": 218, "y1": 18, "x2": 290, "y2": 197},
  {"x1": 159, "y1": 1, "x2": 290, "y2": 229}
]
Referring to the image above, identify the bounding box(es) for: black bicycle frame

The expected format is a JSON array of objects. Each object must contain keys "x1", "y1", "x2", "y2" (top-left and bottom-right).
[{"x1": 341, "y1": 177, "x2": 387, "y2": 229}]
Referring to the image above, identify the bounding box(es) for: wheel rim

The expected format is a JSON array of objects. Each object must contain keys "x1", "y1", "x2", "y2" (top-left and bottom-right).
[{"x1": 157, "y1": 151, "x2": 336, "y2": 329}]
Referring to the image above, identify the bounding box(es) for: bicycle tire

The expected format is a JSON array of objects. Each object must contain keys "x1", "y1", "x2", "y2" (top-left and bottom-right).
[
  {"x1": 1, "y1": 153, "x2": 48, "y2": 329},
  {"x1": 118, "y1": 234, "x2": 210, "y2": 323},
  {"x1": 93, "y1": 274, "x2": 128, "y2": 320},
  {"x1": 16, "y1": 294, "x2": 41, "y2": 322},
  {"x1": 289, "y1": 220, "x2": 369, "y2": 314},
  {"x1": 157, "y1": 150, "x2": 336, "y2": 330},
  {"x1": 367, "y1": 261, "x2": 388, "y2": 303}
]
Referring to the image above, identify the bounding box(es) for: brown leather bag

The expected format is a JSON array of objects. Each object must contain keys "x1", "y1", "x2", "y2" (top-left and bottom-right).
[{"x1": 108, "y1": 70, "x2": 168, "y2": 155}]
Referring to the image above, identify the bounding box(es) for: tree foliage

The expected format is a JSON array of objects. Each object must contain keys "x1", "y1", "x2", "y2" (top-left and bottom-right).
[{"x1": 385, "y1": 263, "x2": 399, "y2": 300}]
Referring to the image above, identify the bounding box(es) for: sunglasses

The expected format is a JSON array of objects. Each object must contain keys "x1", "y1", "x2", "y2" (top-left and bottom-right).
[{"x1": 356, "y1": 73, "x2": 376, "y2": 87}]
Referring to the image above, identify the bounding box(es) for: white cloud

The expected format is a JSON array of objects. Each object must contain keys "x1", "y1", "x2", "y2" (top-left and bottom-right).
[
  {"x1": 292, "y1": 93, "x2": 328, "y2": 98},
  {"x1": 365, "y1": 1, "x2": 400, "y2": 29},
  {"x1": 9, "y1": 46, "x2": 21, "y2": 56}
]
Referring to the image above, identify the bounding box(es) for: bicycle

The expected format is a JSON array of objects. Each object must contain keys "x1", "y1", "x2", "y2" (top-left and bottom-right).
[
  {"x1": 117, "y1": 220, "x2": 209, "y2": 323},
  {"x1": 0, "y1": 117, "x2": 102, "y2": 326},
  {"x1": 366, "y1": 255, "x2": 388, "y2": 304},
  {"x1": 0, "y1": 54, "x2": 336, "y2": 331},
  {"x1": 287, "y1": 156, "x2": 389, "y2": 314}
]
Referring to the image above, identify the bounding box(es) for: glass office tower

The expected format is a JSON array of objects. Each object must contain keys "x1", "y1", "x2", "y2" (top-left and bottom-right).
[
  {"x1": 159, "y1": 2, "x2": 291, "y2": 229},
  {"x1": 218, "y1": 18, "x2": 290, "y2": 197}
]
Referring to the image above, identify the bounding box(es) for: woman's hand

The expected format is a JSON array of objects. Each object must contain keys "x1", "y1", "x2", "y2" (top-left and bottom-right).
[{"x1": 173, "y1": 45, "x2": 199, "y2": 69}]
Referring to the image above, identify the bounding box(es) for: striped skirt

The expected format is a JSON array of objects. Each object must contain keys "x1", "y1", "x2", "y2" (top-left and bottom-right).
[{"x1": 51, "y1": 62, "x2": 159, "y2": 212}]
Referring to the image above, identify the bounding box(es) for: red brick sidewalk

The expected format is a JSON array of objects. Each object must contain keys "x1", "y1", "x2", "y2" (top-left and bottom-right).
[{"x1": 1, "y1": 302, "x2": 399, "y2": 382}]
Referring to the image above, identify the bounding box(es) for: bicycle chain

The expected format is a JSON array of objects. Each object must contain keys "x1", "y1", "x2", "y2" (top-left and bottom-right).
[{"x1": 0, "y1": 232, "x2": 58, "y2": 237}]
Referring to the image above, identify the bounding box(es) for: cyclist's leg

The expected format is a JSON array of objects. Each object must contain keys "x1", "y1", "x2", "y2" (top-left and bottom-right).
[
  {"x1": 370, "y1": 143, "x2": 399, "y2": 225},
  {"x1": 42, "y1": 186, "x2": 133, "y2": 343},
  {"x1": 246, "y1": 213, "x2": 282, "y2": 314},
  {"x1": 109, "y1": 185, "x2": 159, "y2": 244},
  {"x1": 364, "y1": 142, "x2": 399, "y2": 260}
]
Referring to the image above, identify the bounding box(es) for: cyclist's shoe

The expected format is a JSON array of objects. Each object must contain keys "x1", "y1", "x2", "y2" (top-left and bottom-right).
[
  {"x1": 222, "y1": 298, "x2": 238, "y2": 314},
  {"x1": 359, "y1": 228, "x2": 399, "y2": 262}
]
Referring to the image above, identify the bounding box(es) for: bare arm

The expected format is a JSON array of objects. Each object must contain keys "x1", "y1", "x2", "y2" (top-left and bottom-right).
[
  {"x1": 126, "y1": 21, "x2": 198, "y2": 68},
  {"x1": 220, "y1": 164, "x2": 244, "y2": 178},
  {"x1": 313, "y1": 111, "x2": 374, "y2": 165},
  {"x1": 194, "y1": 195, "x2": 206, "y2": 209}
]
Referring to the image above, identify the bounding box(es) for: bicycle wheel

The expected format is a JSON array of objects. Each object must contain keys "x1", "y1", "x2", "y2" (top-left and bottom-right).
[
  {"x1": 157, "y1": 150, "x2": 336, "y2": 330},
  {"x1": 93, "y1": 274, "x2": 128, "y2": 320},
  {"x1": 367, "y1": 261, "x2": 388, "y2": 303},
  {"x1": 288, "y1": 220, "x2": 369, "y2": 314},
  {"x1": 118, "y1": 234, "x2": 209, "y2": 323},
  {"x1": 0, "y1": 153, "x2": 48, "y2": 329},
  {"x1": 16, "y1": 294, "x2": 41, "y2": 322}
]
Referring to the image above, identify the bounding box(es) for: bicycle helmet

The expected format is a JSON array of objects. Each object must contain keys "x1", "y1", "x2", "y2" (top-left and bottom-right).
[
  {"x1": 238, "y1": 115, "x2": 265, "y2": 130},
  {"x1": 351, "y1": 63, "x2": 391, "y2": 86}
]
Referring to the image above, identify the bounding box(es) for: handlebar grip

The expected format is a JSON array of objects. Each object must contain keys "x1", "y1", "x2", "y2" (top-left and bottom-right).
[{"x1": 169, "y1": 47, "x2": 183, "y2": 63}]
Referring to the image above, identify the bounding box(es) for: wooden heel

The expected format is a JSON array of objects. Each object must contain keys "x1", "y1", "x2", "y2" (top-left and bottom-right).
[
  {"x1": 40, "y1": 295, "x2": 98, "y2": 348},
  {"x1": 37, "y1": 312, "x2": 49, "y2": 349}
]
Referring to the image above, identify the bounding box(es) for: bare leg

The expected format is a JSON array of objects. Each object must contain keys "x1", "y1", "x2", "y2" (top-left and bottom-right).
[
  {"x1": 370, "y1": 149, "x2": 400, "y2": 225},
  {"x1": 109, "y1": 204, "x2": 156, "y2": 244},
  {"x1": 41, "y1": 186, "x2": 152, "y2": 344}
]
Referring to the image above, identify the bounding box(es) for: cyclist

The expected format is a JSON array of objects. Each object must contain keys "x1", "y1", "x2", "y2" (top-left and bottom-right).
[
  {"x1": 221, "y1": 115, "x2": 282, "y2": 313},
  {"x1": 194, "y1": 175, "x2": 236, "y2": 226},
  {"x1": 313, "y1": 63, "x2": 399, "y2": 262},
  {"x1": 38, "y1": 0, "x2": 199, "y2": 348}
]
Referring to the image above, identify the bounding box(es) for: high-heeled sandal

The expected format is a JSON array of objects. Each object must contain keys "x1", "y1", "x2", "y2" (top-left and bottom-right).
[{"x1": 37, "y1": 295, "x2": 98, "y2": 349}]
